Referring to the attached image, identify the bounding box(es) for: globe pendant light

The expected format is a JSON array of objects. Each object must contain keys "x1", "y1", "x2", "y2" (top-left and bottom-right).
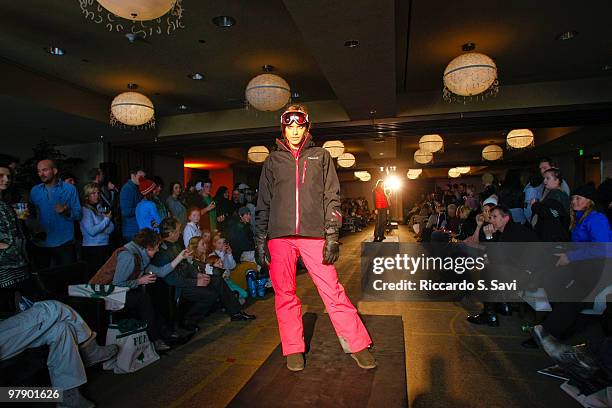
[
  {"x1": 248, "y1": 146, "x2": 269, "y2": 163},
  {"x1": 245, "y1": 71, "x2": 291, "y2": 112},
  {"x1": 110, "y1": 91, "x2": 155, "y2": 128},
  {"x1": 456, "y1": 166, "x2": 471, "y2": 174},
  {"x1": 443, "y1": 44, "x2": 499, "y2": 103},
  {"x1": 482, "y1": 145, "x2": 503, "y2": 161},
  {"x1": 448, "y1": 168, "x2": 461, "y2": 178},
  {"x1": 414, "y1": 149, "x2": 433, "y2": 164},
  {"x1": 80, "y1": 0, "x2": 184, "y2": 37},
  {"x1": 323, "y1": 140, "x2": 345, "y2": 158},
  {"x1": 419, "y1": 134, "x2": 444, "y2": 153},
  {"x1": 506, "y1": 129, "x2": 534, "y2": 149},
  {"x1": 407, "y1": 169, "x2": 422, "y2": 179},
  {"x1": 337, "y1": 152, "x2": 356, "y2": 168}
]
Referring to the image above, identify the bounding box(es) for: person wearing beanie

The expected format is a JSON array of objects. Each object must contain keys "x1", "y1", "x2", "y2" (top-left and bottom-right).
[
  {"x1": 255, "y1": 104, "x2": 375, "y2": 372},
  {"x1": 522, "y1": 183, "x2": 612, "y2": 344},
  {"x1": 135, "y1": 178, "x2": 162, "y2": 232}
]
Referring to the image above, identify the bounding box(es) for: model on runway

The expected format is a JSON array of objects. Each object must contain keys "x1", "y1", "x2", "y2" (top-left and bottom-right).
[
  {"x1": 373, "y1": 179, "x2": 390, "y2": 242},
  {"x1": 255, "y1": 104, "x2": 376, "y2": 372}
]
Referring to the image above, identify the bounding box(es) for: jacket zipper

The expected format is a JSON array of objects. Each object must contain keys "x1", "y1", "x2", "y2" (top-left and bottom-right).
[
  {"x1": 278, "y1": 133, "x2": 310, "y2": 235},
  {"x1": 302, "y1": 160, "x2": 307, "y2": 184}
]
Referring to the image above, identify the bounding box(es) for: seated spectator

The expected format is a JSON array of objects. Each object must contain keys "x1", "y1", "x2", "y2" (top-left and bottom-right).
[
  {"x1": 446, "y1": 204, "x2": 459, "y2": 234},
  {"x1": 109, "y1": 228, "x2": 190, "y2": 351},
  {"x1": 533, "y1": 184, "x2": 612, "y2": 341},
  {"x1": 0, "y1": 300, "x2": 118, "y2": 407},
  {"x1": 211, "y1": 235, "x2": 247, "y2": 300},
  {"x1": 188, "y1": 236, "x2": 209, "y2": 264},
  {"x1": 522, "y1": 168, "x2": 542, "y2": 223},
  {"x1": 80, "y1": 182, "x2": 114, "y2": 281},
  {"x1": 423, "y1": 203, "x2": 447, "y2": 242},
  {"x1": 455, "y1": 205, "x2": 474, "y2": 240},
  {"x1": 227, "y1": 207, "x2": 256, "y2": 262},
  {"x1": 135, "y1": 179, "x2": 161, "y2": 232},
  {"x1": 0, "y1": 162, "x2": 29, "y2": 289},
  {"x1": 464, "y1": 184, "x2": 480, "y2": 210},
  {"x1": 152, "y1": 218, "x2": 255, "y2": 328},
  {"x1": 463, "y1": 196, "x2": 497, "y2": 245},
  {"x1": 166, "y1": 181, "x2": 187, "y2": 226},
  {"x1": 183, "y1": 207, "x2": 202, "y2": 247}
]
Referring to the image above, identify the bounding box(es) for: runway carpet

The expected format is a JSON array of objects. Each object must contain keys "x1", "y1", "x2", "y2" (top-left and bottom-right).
[{"x1": 227, "y1": 313, "x2": 407, "y2": 408}]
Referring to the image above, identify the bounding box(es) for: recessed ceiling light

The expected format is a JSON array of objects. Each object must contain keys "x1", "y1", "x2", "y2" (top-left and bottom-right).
[
  {"x1": 188, "y1": 73, "x2": 205, "y2": 80},
  {"x1": 291, "y1": 91, "x2": 300, "y2": 99},
  {"x1": 344, "y1": 40, "x2": 359, "y2": 48},
  {"x1": 178, "y1": 104, "x2": 188, "y2": 111},
  {"x1": 556, "y1": 31, "x2": 577, "y2": 41},
  {"x1": 212, "y1": 16, "x2": 236, "y2": 27},
  {"x1": 461, "y1": 42, "x2": 476, "y2": 52},
  {"x1": 47, "y1": 46, "x2": 65, "y2": 56},
  {"x1": 379, "y1": 152, "x2": 384, "y2": 155}
]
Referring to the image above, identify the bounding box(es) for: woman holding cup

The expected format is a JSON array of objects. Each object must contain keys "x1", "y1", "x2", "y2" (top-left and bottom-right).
[{"x1": 80, "y1": 183, "x2": 114, "y2": 280}]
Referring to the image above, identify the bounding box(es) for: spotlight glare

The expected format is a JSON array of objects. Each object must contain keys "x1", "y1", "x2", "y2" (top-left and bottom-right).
[{"x1": 385, "y1": 175, "x2": 402, "y2": 191}]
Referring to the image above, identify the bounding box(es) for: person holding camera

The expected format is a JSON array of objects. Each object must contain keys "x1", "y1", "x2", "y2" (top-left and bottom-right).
[{"x1": 80, "y1": 182, "x2": 115, "y2": 281}]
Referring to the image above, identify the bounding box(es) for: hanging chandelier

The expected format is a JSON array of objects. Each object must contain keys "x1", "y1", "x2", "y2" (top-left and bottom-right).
[
  {"x1": 414, "y1": 149, "x2": 433, "y2": 164},
  {"x1": 448, "y1": 168, "x2": 461, "y2": 178},
  {"x1": 79, "y1": 0, "x2": 184, "y2": 38},
  {"x1": 506, "y1": 129, "x2": 535, "y2": 149},
  {"x1": 323, "y1": 140, "x2": 345, "y2": 158},
  {"x1": 482, "y1": 145, "x2": 503, "y2": 161},
  {"x1": 337, "y1": 152, "x2": 356, "y2": 168},
  {"x1": 245, "y1": 66, "x2": 291, "y2": 112},
  {"x1": 407, "y1": 169, "x2": 422, "y2": 179},
  {"x1": 419, "y1": 134, "x2": 444, "y2": 153},
  {"x1": 354, "y1": 171, "x2": 371, "y2": 181},
  {"x1": 110, "y1": 91, "x2": 155, "y2": 128},
  {"x1": 247, "y1": 146, "x2": 269, "y2": 163},
  {"x1": 443, "y1": 44, "x2": 498, "y2": 103}
]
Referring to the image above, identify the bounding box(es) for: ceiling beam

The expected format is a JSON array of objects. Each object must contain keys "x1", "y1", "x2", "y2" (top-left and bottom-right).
[{"x1": 282, "y1": 0, "x2": 396, "y2": 120}]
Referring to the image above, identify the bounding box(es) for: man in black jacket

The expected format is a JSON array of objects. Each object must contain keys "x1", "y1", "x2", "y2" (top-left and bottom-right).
[
  {"x1": 467, "y1": 205, "x2": 539, "y2": 327},
  {"x1": 151, "y1": 218, "x2": 254, "y2": 329},
  {"x1": 255, "y1": 105, "x2": 374, "y2": 372}
]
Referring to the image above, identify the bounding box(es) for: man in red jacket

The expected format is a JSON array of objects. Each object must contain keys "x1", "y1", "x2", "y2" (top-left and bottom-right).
[{"x1": 255, "y1": 105, "x2": 375, "y2": 372}]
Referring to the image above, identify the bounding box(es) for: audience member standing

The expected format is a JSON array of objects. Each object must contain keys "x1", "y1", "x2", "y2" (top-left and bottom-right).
[
  {"x1": 0, "y1": 162, "x2": 29, "y2": 288},
  {"x1": 166, "y1": 181, "x2": 187, "y2": 225},
  {"x1": 135, "y1": 179, "x2": 161, "y2": 232},
  {"x1": 214, "y1": 186, "x2": 232, "y2": 232},
  {"x1": 80, "y1": 183, "x2": 114, "y2": 280},
  {"x1": 537, "y1": 157, "x2": 570, "y2": 198},
  {"x1": 498, "y1": 169, "x2": 526, "y2": 224},
  {"x1": 522, "y1": 168, "x2": 542, "y2": 222},
  {"x1": 531, "y1": 168, "x2": 570, "y2": 242},
  {"x1": 119, "y1": 167, "x2": 145, "y2": 242},
  {"x1": 29, "y1": 159, "x2": 81, "y2": 268},
  {"x1": 198, "y1": 178, "x2": 217, "y2": 233}
]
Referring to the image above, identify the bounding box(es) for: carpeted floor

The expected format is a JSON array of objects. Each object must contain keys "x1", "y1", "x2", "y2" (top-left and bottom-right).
[{"x1": 83, "y1": 225, "x2": 583, "y2": 408}]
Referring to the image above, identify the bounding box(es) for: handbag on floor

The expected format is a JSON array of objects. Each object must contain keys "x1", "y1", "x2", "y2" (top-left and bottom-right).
[{"x1": 103, "y1": 319, "x2": 159, "y2": 374}]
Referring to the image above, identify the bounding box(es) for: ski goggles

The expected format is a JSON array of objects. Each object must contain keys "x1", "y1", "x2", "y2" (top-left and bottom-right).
[{"x1": 280, "y1": 110, "x2": 309, "y2": 126}]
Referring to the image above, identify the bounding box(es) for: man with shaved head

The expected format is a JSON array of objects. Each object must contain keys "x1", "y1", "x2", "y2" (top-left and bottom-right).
[{"x1": 29, "y1": 159, "x2": 81, "y2": 269}]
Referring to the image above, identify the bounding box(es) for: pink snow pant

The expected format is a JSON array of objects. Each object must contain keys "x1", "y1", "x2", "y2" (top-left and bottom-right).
[{"x1": 268, "y1": 237, "x2": 372, "y2": 356}]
